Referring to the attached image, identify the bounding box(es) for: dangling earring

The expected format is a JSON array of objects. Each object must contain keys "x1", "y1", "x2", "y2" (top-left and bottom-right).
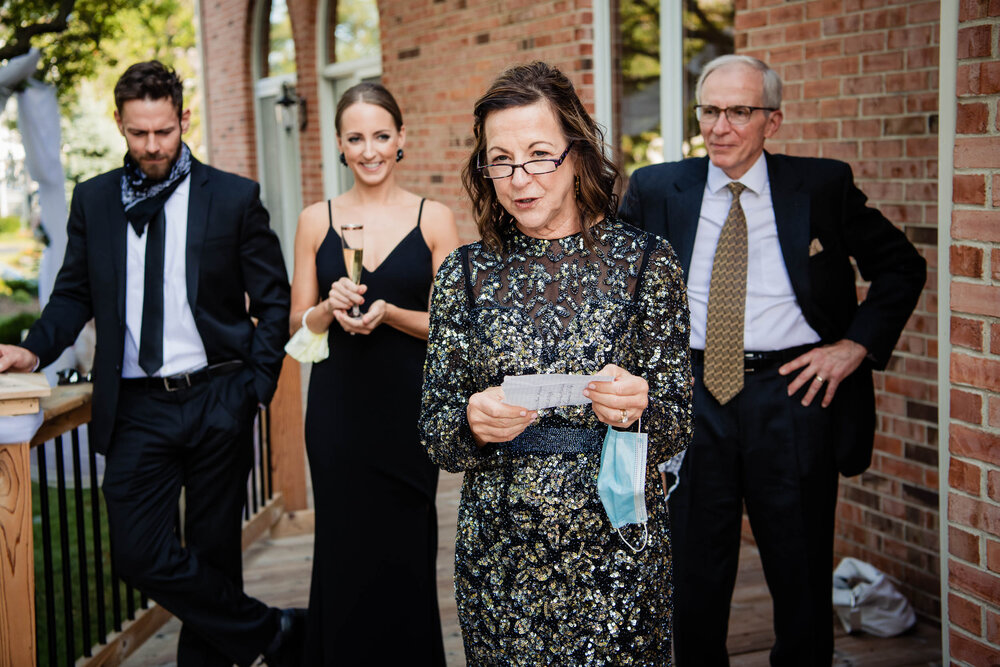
[
  {"x1": 491, "y1": 198, "x2": 505, "y2": 224},
  {"x1": 339, "y1": 153, "x2": 347, "y2": 167},
  {"x1": 396, "y1": 148, "x2": 404, "y2": 162},
  {"x1": 575, "y1": 175, "x2": 581, "y2": 199}
]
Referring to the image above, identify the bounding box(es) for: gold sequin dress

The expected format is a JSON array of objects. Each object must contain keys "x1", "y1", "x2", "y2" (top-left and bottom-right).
[{"x1": 420, "y1": 218, "x2": 693, "y2": 666}]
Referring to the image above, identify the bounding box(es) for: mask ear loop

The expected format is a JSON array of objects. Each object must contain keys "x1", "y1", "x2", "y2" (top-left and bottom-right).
[{"x1": 615, "y1": 415, "x2": 648, "y2": 554}]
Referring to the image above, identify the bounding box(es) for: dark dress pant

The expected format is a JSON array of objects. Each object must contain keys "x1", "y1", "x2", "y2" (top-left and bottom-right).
[
  {"x1": 102, "y1": 371, "x2": 280, "y2": 667},
  {"x1": 669, "y1": 356, "x2": 839, "y2": 667}
]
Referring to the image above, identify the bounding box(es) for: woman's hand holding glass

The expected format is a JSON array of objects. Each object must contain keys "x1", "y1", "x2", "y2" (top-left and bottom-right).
[
  {"x1": 467, "y1": 386, "x2": 538, "y2": 448},
  {"x1": 326, "y1": 277, "x2": 386, "y2": 335},
  {"x1": 583, "y1": 364, "x2": 648, "y2": 428}
]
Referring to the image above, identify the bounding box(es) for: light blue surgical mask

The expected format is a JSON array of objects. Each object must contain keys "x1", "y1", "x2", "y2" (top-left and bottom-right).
[{"x1": 597, "y1": 418, "x2": 648, "y2": 553}]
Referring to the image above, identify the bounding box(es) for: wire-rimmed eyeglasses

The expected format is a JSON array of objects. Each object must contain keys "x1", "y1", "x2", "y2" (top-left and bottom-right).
[
  {"x1": 477, "y1": 142, "x2": 574, "y2": 180},
  {"x1": 695, "y1": 105, "x2": 778, "y2": 126}
]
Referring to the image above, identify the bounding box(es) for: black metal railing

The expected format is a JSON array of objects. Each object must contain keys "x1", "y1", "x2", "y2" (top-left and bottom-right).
[{"x1": 31, "y1": 393, "x2": 274, "y2": 666}]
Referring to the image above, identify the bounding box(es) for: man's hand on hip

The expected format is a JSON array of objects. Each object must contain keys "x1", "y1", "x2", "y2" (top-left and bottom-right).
[
  {"x1": 0, "y1": 344, "x2": 40, "y2": 373},
  {"x1": 778, "y1": 339, "x2": 868, "y2": 408}
]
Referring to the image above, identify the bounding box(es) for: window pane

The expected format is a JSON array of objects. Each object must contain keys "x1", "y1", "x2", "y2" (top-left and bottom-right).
[
  {"x1": 618, "y1": 0, "x2": 661, "y2": 175},
  {"x1": 334, "y1": 0, "x2": 381, "y2": 63},
  {"x1": 682, "y1": 0, "x2": 734, "y2": 157},
  {"x1": 267, "y1": 0, "x2": 296, "y2": 77},
  {"x1": 616, "y1": 0, "x2": 734, "y2": 172}
]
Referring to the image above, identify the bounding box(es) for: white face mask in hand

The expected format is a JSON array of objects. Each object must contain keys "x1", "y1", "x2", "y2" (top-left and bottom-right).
[{"x1": 597, "y1": 417, "x2": 648, "y2": 553}]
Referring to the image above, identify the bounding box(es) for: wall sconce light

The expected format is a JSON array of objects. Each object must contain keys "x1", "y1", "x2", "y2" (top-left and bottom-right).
[{"x1": 275, "y1": 82, "x2": 307, "y2": 133}]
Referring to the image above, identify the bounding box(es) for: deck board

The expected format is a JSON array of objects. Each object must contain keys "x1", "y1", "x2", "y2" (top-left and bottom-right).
[{"x1": 124, "y1": 471, "x2": 942, "y2": 666}]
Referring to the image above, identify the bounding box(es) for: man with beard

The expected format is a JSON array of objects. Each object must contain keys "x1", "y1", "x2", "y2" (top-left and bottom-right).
[{"x1": 0, "y1": 61, "x2": 300, "y2": 666}]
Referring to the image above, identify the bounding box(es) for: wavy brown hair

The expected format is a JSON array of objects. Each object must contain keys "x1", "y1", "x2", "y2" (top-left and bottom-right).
[{"x1": 461, "y1": 62, "x2": 621, "y2": 251}]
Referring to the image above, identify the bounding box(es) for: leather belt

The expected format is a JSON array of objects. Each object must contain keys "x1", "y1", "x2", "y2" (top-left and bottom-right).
[
  {"x1": 689, "y1": 344, "x2": 815, "y2": 373},
  {"x1": 120, "y1": 360, "x2": 244, "y2": 392}
]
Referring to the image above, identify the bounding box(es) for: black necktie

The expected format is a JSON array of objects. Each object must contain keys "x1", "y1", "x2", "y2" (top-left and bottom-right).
[{"x1": 138, "y1": 208, "x2": 165, "y2": 376}]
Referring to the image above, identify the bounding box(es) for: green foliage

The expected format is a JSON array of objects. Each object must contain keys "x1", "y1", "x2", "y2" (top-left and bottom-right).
[
  {"x1": 334, "y1": 0, "x2": 381, "y2": 63},
  {"x1": 2, "y1": 277, "x2": 39, "y2": 295},
  {"x1": 1, "y1": 1, "x2": 145, "y2": 108},
  {"x1": 0, "y1": 312, "x2": 38, "y2": 344},
  {"x1": 0, "y1": 214, "x2": 22, "y2": 234}
]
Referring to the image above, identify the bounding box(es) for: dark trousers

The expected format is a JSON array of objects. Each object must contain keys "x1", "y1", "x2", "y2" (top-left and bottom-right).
[
  {"x1": 669, "y1": 358, "x2": 839, "y2": 667},
  {"x1": 102, "y1": 370, "x2": 280, "y2": 667}
]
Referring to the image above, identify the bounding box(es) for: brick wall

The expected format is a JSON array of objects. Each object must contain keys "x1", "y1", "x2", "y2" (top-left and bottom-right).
[
  {"x1": 947, "y1": 1, "x2": 1000, "y2": 662},
  {"x1": 736, "y1": 0, "x2": 942, "y2": 619},
  {"x1": 199, "y1": 0, "x2": 259, "y2": 178},
  {"x1": 289, "y1": 0, "x2": 323, "y2": 208}
]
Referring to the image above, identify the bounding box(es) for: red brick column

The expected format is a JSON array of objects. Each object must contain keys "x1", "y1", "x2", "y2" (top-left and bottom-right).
[
  {"x1": 736, "y1": 0, "x2": 941, "y2": 619},
  {"x1": 198, "y1": 0, "x2": 259, "y2": 178},
  {"x1": 946, "y1": 1, "x2": 1000, "y2": 663}
]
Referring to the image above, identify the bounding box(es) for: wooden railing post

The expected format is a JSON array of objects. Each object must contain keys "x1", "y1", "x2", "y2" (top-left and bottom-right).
[
  {"x1": 0, "y1": 373, "x2": 49, "y2": 667},
  {"x1": 269, "y1": 356, "x2": 308, "y2": 511},
  {"x1": 0, "y1": 440, "x2": 35, "y2": 667}
]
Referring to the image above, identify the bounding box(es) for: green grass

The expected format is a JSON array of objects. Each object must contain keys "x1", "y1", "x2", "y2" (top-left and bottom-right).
[{"x1": 32, "y1": 461, "x2": 145, "y2": 666}]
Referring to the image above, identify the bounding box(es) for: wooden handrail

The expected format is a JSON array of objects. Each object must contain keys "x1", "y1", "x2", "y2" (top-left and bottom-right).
[{"x1": 31, "y1": 383, "x2": 93, "y2": 448}]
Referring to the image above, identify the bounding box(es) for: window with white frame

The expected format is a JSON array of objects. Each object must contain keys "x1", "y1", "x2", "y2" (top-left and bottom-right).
[{"x1": 601, "y1": 0, "x2": 733, "y2": 175}]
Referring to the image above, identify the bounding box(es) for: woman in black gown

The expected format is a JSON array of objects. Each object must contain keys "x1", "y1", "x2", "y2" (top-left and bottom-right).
[{"x1": 289, "y1": 82, "x2": 459, "y2": 665}]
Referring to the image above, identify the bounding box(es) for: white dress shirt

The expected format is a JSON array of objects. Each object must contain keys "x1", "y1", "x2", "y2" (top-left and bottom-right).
[
  {"x1": 687, "y1": 154, "x2": 820, "y2": 351},
  {"x1": 122, "y1": 174, "x2": 208, "y2": 378}
]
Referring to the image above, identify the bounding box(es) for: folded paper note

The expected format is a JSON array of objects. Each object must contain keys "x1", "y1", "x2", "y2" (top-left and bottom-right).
[{"x1": 501, "y1": 373, "x2": 612, "y2": 410}]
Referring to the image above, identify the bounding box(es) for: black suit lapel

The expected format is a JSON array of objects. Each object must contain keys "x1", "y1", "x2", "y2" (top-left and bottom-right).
[
  {"x1": 666, "y1": 158, "x2": 708, "y2": 283},
  {"x1": 766, "y1": 152, "x2": 812, "y2": 312},
  {"x1": 186, "y1": 160, "x2": 211, "y2": 311},
  {"x1": 106, "y1": 172, "x2": 129, "y2": 323}
]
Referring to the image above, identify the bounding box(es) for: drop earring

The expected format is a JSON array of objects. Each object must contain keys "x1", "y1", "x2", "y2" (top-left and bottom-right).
[
  {"x1": 339, "y1": 153, "x2": 347, "y2": 166},
  {"x1": 396, "y1": 148, "x2": 404, "y2": 162},
  {"x1": 575, "y1": 175, "x2": 581, "y2": 198}
]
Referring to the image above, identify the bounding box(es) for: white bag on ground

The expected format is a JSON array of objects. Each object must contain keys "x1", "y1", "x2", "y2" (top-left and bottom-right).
[{"x1": 832, "y1": 557, "x2": 916, "y2": 637}]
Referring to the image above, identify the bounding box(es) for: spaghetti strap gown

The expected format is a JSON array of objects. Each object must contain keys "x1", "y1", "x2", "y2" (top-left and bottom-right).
[{"x1": 304, "y1": 200, "x2": 445, "y2": 666}]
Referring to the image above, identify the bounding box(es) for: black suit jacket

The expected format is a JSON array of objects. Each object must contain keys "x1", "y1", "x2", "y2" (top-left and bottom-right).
[
  {"x1": 23, "y1": 159, "x2": 291, "y2": 454},
  {"x1": 619, "y1": 152, "x2": 925, "y2": 475}
]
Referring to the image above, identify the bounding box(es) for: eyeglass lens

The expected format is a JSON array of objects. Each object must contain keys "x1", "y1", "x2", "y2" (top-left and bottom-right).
[{"x1": 696, "y1": 105, "x2": 759, "y2": 125}]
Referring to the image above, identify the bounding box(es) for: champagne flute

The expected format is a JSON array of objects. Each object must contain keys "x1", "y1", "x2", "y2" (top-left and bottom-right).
[{"x1": 340, "y1": 223, "x2": 364, "y2": 318}]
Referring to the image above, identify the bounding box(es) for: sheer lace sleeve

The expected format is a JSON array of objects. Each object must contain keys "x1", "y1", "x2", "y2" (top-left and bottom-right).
[{"x1": 419, "y1": 246, "x2": 491, "y2": 472}]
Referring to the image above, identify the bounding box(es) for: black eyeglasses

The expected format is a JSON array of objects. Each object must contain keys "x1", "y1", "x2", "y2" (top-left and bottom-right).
[
  {"x1": 477, "y1": 142, "x2": 574, "y2": 180},
  {"x1": 695, "y1": 105, "x2": 778, "y2": 126}
]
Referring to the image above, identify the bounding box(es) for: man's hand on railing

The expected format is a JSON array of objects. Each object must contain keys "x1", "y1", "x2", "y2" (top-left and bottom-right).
[{"x1": 0, "y1": 344, "x2": 40, "y2": 373}]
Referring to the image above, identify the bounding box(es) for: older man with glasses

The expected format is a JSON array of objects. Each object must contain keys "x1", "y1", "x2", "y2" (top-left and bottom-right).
[{"x1": 620, "y1": 54, "x2": 925, "y2": 666}]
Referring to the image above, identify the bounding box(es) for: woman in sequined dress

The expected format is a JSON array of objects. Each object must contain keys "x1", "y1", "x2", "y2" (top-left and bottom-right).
[
  {"x1": 419, "y1": 62, "x2": 693, "y2": 665},
  {"x1": 290, "y1": 83, "x2": 458, "y2": 665}
]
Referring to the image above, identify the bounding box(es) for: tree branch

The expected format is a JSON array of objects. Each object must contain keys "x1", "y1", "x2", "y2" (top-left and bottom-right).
[{"x1": 0, "y1": 0, "x2": 77, "y2": 63}]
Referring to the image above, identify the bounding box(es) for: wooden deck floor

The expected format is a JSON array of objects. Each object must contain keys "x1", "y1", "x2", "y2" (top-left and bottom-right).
[{"x1": 124, "y1": 471, "x2": 941, "y2": 666}]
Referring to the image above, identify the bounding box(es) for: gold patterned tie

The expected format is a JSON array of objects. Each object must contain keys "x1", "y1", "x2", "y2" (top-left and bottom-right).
[{"x1": 704, "y1": 182, "x2": 748, "y2": 404}]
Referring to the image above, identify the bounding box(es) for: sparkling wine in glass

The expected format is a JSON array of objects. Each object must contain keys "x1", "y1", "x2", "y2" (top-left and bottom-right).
[{"x1": 340, "y1": 223, "x2": 364, "y2": 318}]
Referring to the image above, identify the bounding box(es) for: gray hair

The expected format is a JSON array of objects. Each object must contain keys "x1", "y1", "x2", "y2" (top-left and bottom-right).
[{"x1": 696, "y1": 55, "x2": 783, "y2": 109}]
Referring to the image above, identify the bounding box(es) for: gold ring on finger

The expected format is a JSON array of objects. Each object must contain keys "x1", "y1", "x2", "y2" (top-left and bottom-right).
[
  {"x1": 620, "y1": 408, "x2": 628, "y2": 424},
  {"x1": 814, "y1": 375, "x2": 825, "y2": 383}
]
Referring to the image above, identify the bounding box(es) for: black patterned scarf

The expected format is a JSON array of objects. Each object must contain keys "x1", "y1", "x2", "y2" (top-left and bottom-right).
[{"x1": 120, "y1": 142, "x2": 192, "y2": 236}]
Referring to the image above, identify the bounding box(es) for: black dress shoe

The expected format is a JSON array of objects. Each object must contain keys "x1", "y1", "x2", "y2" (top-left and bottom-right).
[{"x1": 262, "y1": 607, "x2": 306, "y2": 667}]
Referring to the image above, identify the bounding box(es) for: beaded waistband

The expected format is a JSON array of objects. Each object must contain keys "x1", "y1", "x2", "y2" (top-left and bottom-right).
[{"x1": 501, "y1": 426, "x2": 604, "y2": 456}]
